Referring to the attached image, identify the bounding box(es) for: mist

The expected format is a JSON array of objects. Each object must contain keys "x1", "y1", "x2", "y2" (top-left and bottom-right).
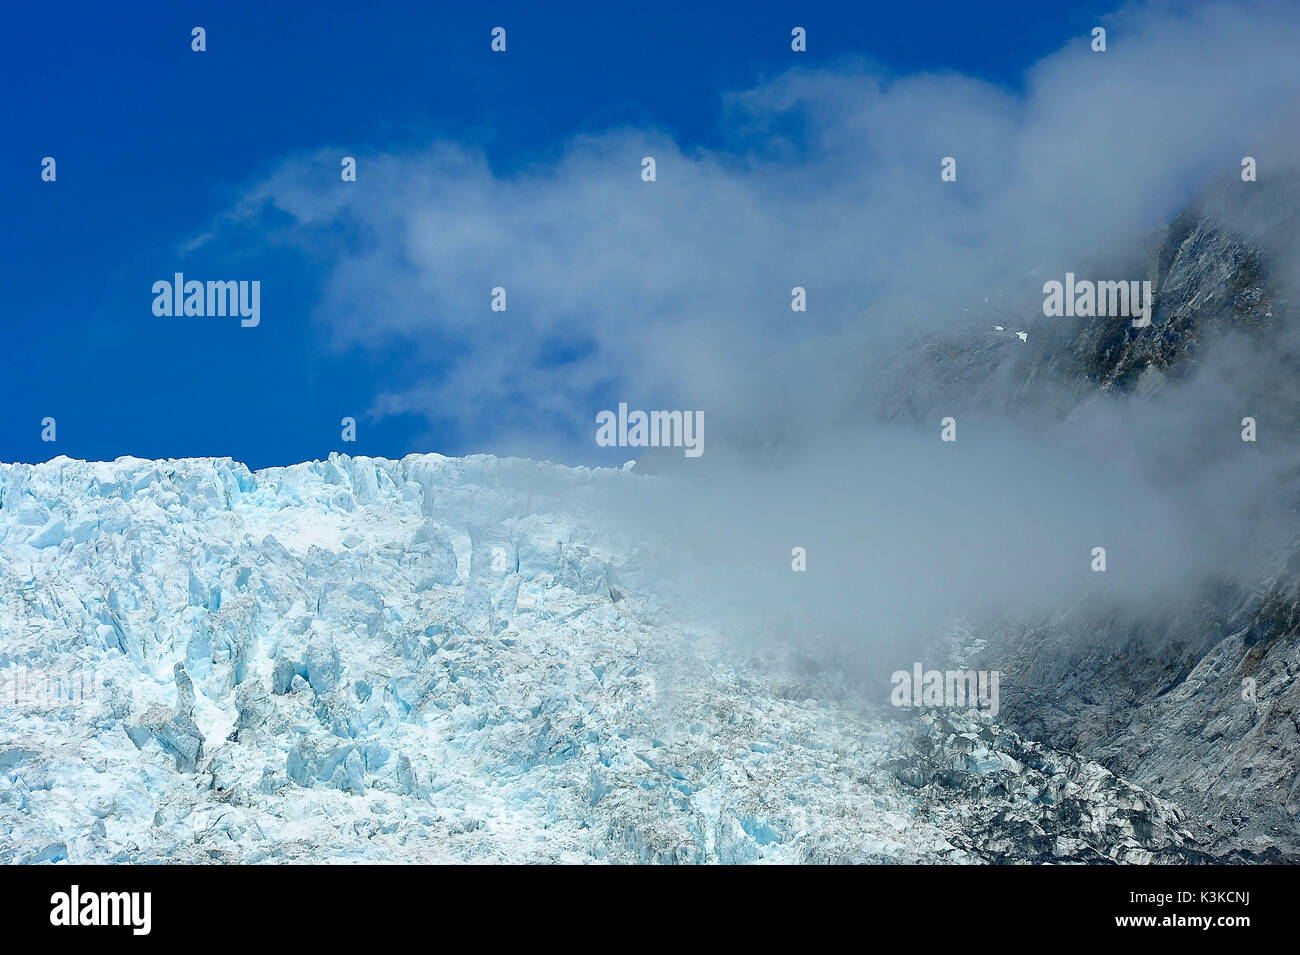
[{"x1": 194, "y1": 0, "x2": 1300, "y2": 670}]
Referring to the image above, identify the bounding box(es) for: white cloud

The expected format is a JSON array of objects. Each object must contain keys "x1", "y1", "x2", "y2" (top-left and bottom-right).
[{"x1": 203, "y1": 0, "x2": 1300, "y2": 461}]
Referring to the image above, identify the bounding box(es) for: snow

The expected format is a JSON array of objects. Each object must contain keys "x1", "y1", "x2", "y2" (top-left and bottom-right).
[{"x1": 0, "y1": 452, "x2": 1191, "y2": 863}]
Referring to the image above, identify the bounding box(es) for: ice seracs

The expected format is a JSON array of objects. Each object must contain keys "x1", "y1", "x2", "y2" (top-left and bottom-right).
[{"x1": 0, "y1": 452, "x2": 1203, "y2": 863}]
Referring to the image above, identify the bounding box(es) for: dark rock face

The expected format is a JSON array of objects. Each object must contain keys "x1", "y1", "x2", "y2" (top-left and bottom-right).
[
  {"x1": 847, "y1": 173, "x2": 1300, "y2": 861},
  {"x1": 981, "y1": 575, "x2": 1300, "y2": 862},
  {"x1": 886, "y1": 712, "x2": 1208, "y2": 864},
  {"x1": 964, "y1": 180, "x2": 1300, "y2": 861},
  {"x1": 1073, "y1": 205, "x2": 1281, "y2": 393},
  {"x1": 863, "y1": 177, "x2": 1297, "y2": 425}
]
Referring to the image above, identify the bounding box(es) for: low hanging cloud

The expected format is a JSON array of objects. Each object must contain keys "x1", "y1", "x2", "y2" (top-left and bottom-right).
[
  {"x1": 193, "y1": 1, "x2": 1297, "y2": 466},
  {"x1": 188, "y1": 1, "x2": 1300, "y2": 659},
  {"x1": 196, "y1": 0, "x2": 1300, "y2": 464}
]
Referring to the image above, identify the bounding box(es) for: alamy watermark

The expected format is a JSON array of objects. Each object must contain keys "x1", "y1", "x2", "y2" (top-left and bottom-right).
[
  {"x1": 50, "y1": 885, "x2": 151, "y2": 936},
  {"x1": 1042, "y1": 273, "x2": 1152, "y2": 328},
  {"x1": 152, "y1": 274, "x2": 260, "y2": 327},
  {"x1": 1, "y1": 665, "x2": 105, "y2": 710},
  {"x1": 595, "y1": 402, "x2": 703, "y2": 457},
  {"x1": 890, "y1": 663, "x2": 1000, "y2": 717}
]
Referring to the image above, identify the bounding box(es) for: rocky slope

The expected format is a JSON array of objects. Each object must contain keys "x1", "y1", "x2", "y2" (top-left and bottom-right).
[{"x1": 860, "y1": 176, "x2": 1300, "y2": 862}]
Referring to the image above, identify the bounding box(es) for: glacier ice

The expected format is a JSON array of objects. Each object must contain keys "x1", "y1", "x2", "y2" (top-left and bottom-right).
[{"x1": 0, "y1": 453, "x2": 1201, "y2": 863}]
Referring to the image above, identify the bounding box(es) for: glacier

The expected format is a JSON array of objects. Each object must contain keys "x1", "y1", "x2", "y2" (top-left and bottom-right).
[{"x1": 0, "y1": 452, "x2": 1204, "y2": 863}]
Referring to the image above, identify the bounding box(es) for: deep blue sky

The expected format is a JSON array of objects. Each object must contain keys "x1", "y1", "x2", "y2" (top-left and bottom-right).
[{"x1": 2, "y1": 0, "x2": 1110, "y2": 468}]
